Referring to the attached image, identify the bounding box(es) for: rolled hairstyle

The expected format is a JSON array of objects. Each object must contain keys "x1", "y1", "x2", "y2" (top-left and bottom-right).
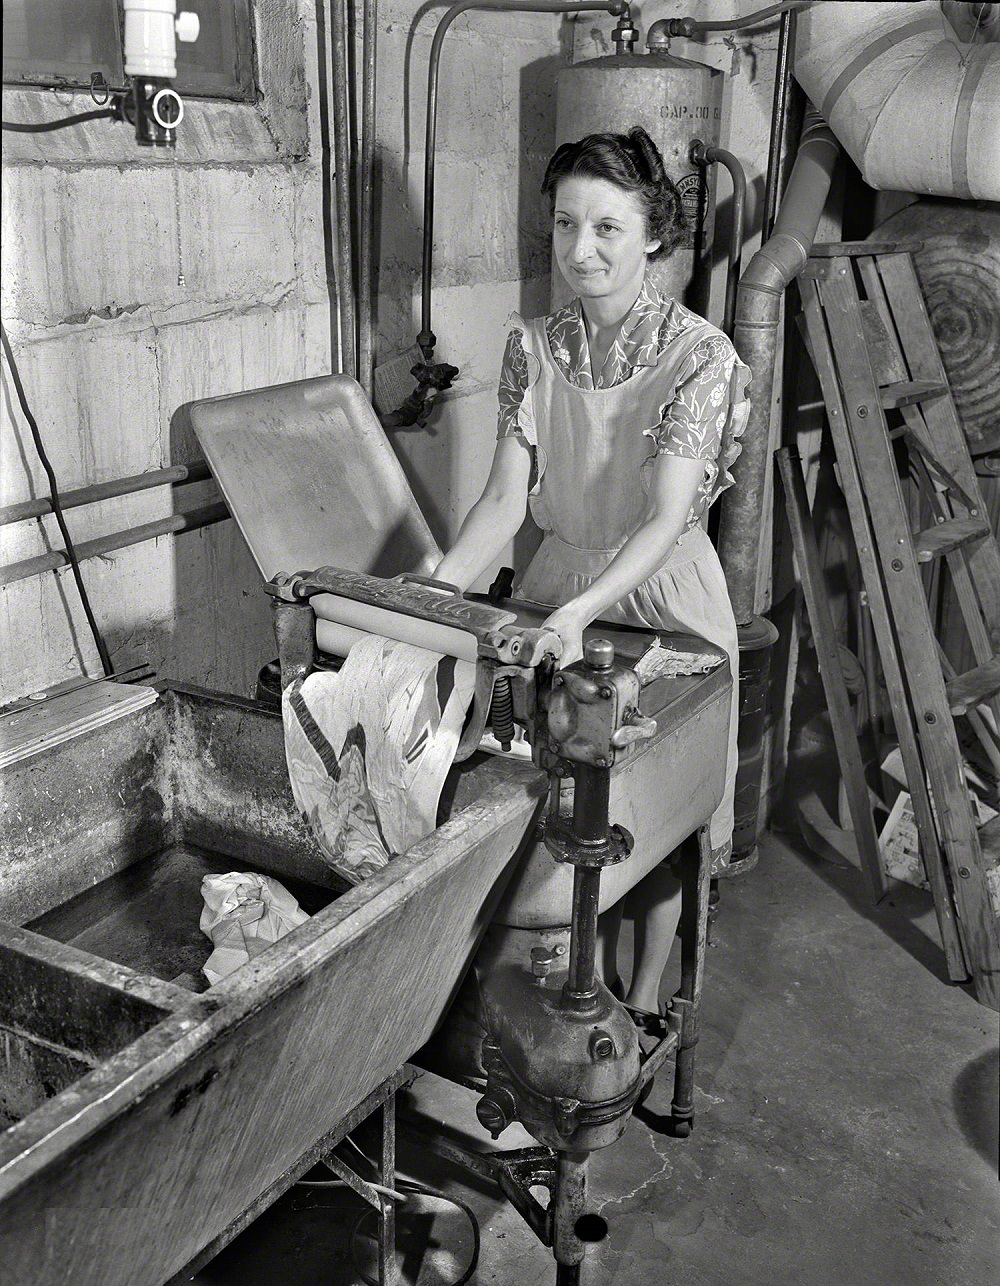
[{"x1": 541, "y1": 126, "x2": 686, "y2": 260}]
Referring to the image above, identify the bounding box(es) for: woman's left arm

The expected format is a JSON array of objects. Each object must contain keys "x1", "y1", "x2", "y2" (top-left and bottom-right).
[{"x1": 542, "y1": 452, "x2": 706, "y2": 665}]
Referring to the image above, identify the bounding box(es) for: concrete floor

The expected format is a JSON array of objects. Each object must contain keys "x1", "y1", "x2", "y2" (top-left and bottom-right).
[{"x1": 195, "y1": 831, "x2": 999, "y2": 1286}]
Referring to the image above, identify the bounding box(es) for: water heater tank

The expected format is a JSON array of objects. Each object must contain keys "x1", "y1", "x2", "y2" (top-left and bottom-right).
[{"x1": 553, "y1": 51, "x2": 725, "y2": 316}]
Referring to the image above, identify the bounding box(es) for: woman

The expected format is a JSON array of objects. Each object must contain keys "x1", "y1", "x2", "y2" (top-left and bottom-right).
[{"x1": 434, "y1": 127, "x2": 749, "y2": 1017}]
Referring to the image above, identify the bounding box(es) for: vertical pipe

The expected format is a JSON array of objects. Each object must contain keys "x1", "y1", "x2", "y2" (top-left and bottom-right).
[
  {"x1": 761, "y1": 9, "x2": 795, "y2": 242},
  {"x1": 694, "y1": 143, "x2": 746, "y2": 339},
  {"x1": 552, "y1": 1151, "x2": 590, "y2": 1276},
  {"x1": 331, "y1": 0, "x2": 357, "y2": 378},
  {"x1": 418, "y1": 1, "x2": 625, "y2": 359},
  {"x1": 564, "y1": 866, "x2": 602, "y2": 1006},
  {"x1": 357, "y1": 0, "x2": 378, "y2": 397},
  {"x1": 560, "y1": 762, "x2": 609, "y2": 1011},
  {"x1": 717, "y1": 108, "x2": 839, "y2": 624}
]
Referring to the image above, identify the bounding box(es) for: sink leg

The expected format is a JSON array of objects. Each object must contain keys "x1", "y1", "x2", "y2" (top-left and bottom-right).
[
  {"x1": 378, "y1": 1095, "x2": 399, "y2": 1286},
  {"x1": 670, "y1": 824, "x2": 712, "y2": 1137}
]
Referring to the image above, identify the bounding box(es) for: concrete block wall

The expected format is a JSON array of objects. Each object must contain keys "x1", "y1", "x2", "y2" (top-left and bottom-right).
[
  {"x1": 0, "y1": 1, "x2": 329, "y2": 704},
  {"x1": 1, "y1": 0, "x2": 802, "y2": 705},
  {"x1": 372, "y1": 3, "x2": 568, "y2": 578},
  {"x1": 375, "y1": 2, "x2": 797, "y2": 586}
]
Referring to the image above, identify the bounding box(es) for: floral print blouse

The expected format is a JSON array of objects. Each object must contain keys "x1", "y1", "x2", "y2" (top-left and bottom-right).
[{"x1": 497, "y1": 277, "x2": 750, "y2": 528}]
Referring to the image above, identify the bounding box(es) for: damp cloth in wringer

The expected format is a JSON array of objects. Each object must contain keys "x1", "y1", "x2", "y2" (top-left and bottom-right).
[{"x1": 282, "y1": 634, "x2": 477, "y2": 885}]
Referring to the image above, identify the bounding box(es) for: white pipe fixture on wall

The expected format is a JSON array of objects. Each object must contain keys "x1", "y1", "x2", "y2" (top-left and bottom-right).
[{"x1": 796, "y1": 1, "x2": 1000, "y2": 201}]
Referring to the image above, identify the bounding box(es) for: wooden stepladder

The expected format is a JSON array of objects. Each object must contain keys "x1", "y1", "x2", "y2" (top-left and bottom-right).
[{"x1": 798, "y1": 241, "x2": 1000, "y2": 1011}]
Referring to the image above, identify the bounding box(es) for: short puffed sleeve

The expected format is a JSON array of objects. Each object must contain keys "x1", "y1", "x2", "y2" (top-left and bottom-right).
[
  {"x1": 497, "y1": 327, "x2": 529, "y2": 440},
  {"x1": 643, "y1": 332, "x2": 751, "y2": 514}
]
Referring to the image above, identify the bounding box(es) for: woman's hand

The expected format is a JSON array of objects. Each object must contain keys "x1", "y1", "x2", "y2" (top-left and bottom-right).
[{"x1": 541, "y1": 602, "x2": 589, "y2": 668}]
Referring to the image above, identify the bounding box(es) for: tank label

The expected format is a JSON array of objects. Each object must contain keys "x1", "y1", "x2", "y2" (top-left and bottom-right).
[{"x1": 676, "y1": 172, "x2": 706, "y2": 246}]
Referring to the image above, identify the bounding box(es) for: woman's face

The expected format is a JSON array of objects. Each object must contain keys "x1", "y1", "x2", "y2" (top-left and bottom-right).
[{"x1": 552, "y1": 176, "x2": 660, "y2": 314}]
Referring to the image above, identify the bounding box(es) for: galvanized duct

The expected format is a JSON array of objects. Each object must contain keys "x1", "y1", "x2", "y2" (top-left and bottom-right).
[{"x1": 795, "y1": 1, "x2": 1000, "y2": 201}]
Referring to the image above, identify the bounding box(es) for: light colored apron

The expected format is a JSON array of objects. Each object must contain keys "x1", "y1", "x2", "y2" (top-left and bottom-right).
[{"x1": 513, "y1": 313, "x2": 740, "y2": 868}]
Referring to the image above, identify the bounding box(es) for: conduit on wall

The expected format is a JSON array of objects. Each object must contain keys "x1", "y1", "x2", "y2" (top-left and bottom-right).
[{"x1": 795, "y1": 1, "x2": 1000, "y2": 201}]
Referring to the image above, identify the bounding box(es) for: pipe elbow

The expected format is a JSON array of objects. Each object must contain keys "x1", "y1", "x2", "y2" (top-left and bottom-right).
[
  {"x1": 736, "y1": 234, "x2": 808, "y2": 317},
  {"x1": 645, "y1": 19, "x2": 674, "y2": 50}
]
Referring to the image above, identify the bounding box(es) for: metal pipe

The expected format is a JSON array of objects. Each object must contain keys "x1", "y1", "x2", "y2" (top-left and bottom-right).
[
  {"x1": 418, "y1": 0, "x2": 627, "y2": 360},
  {"x1": 331, "y1": 0, "x2": 357, "y2": 377},
  {"x1": 551, "y1": 1151, "x2": 590, "y2": 1275},
  {"x1": 0, "y1": 461, "x2": 212, "y2": 527},
  {"x1": 659, "y1": 1, "x2": 811, "y2": 39},
  {"x1": 716, "y1": 106, "x2": 839, "y2": 625},
  {"x1": 692, "y1": 142, "x2": 746, "y2": 340},
  {"x1": 761, "y1": 9, "x2": 796, "y2": 243},
  {"x1": 357, "y1": 0, "x2": 378, "y2": 397},
  {"x1": 0, "y1": 502, "x2": 229, "y2": 587},
  {"x1": 561, "y1": 762, "x2": 610, "y2": 1011}
]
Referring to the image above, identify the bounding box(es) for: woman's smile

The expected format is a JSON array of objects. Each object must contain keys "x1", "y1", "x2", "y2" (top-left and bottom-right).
[{"x1": 552, "y1": 175, "x2": 660, "y2": 319}]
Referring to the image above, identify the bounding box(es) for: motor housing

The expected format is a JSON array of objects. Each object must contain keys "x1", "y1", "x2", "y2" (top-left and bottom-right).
[{"x1": 477, "y1": 958, "x2": 641, "y2": 1152}]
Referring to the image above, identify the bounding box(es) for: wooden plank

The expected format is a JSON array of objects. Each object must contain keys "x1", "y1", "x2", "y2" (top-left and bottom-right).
[
  {"x1": 777, "y1": 446, "x2": 887, "y2": 900},
  {"x1": 810, "y1": 241, "x2": 923, "y2": 257},
  {"x1": 936, "y1": 643, "x2": 1000, "y2": 777},
  {"x1": 819, "y1": 263, "x2": 1000, "y2": 1008},
  {"x1": 876, "y1": 253, "x2": 1000, "y2": 649},
  {"x1": 903, "y1": 411, "x2": 1000, "y2": 726},
  {"x1": 913, "y1": 517, "x2": 991, "y2": 562},
  {"x1": 879, "y1": 380, "x2": 947, "y2": 410},
  {"x1": 0, "y1": 683, "x2": 158, "y2": 768},
  {"x1": 0, "y1": 771, "x2": 546, "y2": 1285},
  {"x1": 947, "y1": 656, "x2": 1000, "y2": 716},
  {"x1": 800, "y1": 278, "x2": 967, "y2": 980},
  {"x1": 899, "y1": 411, "x2": 979, "y2": 512},
  {"x1": 857, "y1": 256, "x2": 908, "y2": 384}
]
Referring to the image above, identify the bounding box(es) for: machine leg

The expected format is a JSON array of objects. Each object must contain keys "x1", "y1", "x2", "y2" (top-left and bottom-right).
[
  {"x1": 670, "y1": 825, "x2": 712, "y2": 1137},
  {"x1": 378, "y1": 1096, "x2": 399, "y2": 1286},
  {"x1": 551, "y1": 1151, "x2": 589, "y2": 1279}
]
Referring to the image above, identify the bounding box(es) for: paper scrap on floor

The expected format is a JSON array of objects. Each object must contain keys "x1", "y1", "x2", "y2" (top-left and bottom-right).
[
  {"x1": 283, "y1": 635, "x2": 477, "y2": 885},
  {"x1": 201, "y1": 872, "x2": 309, "y2": 984}
]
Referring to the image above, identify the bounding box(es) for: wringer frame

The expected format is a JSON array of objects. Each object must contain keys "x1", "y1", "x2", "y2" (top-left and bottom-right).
[{"x1": 267, "y1": 558, "x2": 725, "y2": 1283}]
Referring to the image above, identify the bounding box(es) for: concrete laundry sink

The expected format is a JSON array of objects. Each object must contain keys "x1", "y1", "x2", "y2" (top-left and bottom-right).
[{"x1": 0, "y1": 682, "x2": 544, "y2": 1285}]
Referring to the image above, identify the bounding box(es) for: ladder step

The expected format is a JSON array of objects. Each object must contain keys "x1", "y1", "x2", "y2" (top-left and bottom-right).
[
  {"x1": 879, "y1": 380, "x2": 948, "y2": 409},
  {"x1": 809, "y1": 240, "x2": 924, "y2": 258},
  {"x1": 978, "y1": 815, "x2": 1000, "y2": 862},
  {"x1": 913, "y1": 517, "x2": 992, "y2": 562},
  {"x1": 946, "y1": 655, "x2": 1000, "y2": 716}
]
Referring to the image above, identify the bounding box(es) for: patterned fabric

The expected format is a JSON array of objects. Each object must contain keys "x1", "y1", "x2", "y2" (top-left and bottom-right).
[
  {"x1": 497, "y1": 278, "x2": 750, "y2": 528},
  {"x1": 283, "y1": 638, "x2": 476, "y2": 885}
]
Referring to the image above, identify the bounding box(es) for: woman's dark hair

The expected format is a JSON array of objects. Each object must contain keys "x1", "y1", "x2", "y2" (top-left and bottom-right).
[{"x1": 541, "y1": 126, "x2": 686, "y2": 260}]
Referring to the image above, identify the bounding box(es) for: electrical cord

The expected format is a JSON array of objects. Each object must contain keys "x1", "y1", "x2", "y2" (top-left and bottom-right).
[
  {"x1": 0, "y1": 322, "x2": 114, "y2": 675},
  {"x1": 296, "y1": 1137, "x2": 481, "y2": 1286},
  {"x1": 1, "y1": 108, "x2": 118, "y2": 133},
  {"x1": 350, "y1": 1180, "x2": 481, "y2": 1286}
]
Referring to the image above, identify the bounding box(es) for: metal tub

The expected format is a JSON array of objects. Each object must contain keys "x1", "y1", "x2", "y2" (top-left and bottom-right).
[{"x1": 0, "y1": 684, "x2": 544, "y2": 1285}]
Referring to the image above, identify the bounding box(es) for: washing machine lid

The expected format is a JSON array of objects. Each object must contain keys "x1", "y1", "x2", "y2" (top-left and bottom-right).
[{"x1": 190, "y1": 375, "x2": 440, "y2": 580}]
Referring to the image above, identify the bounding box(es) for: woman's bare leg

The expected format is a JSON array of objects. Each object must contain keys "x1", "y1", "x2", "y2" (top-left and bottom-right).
[{"x1": 624, "y1": 863, "x2": 682, "y2": 1014}]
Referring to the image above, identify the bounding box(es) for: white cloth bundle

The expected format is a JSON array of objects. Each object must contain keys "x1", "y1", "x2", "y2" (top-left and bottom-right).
[{"x1": 200, "y1": 871, "x2": 309, "y2": 985}]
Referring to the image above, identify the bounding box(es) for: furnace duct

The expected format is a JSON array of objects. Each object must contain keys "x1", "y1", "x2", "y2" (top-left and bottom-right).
[{"x1": 795, "y1": 1, "x2": 1000, "y2": 201}]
